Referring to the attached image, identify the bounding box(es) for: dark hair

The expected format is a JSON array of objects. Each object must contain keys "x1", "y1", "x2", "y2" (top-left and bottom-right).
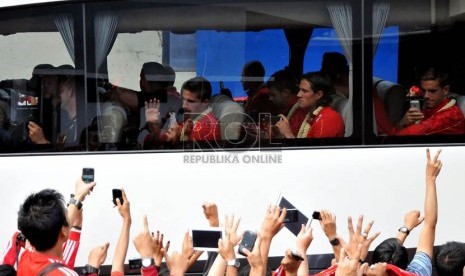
[
  {"x1": 266, "y1": 70, "x2": 299, "y2": 95},
  {"x1": 17, "y1": 189, "x2": 69, "y2": 251},
  {"x1": 301, "y1": 72, "x2": 335, "y2": 106},
  {"x1": 421, "y1": 67, "x2": 449, "y2": 88},
  {"x1": 181, "y1": 77, "x2": 212, "y2": 101},
  {"x1": 435, "y1": 241, "x2": 465, "y2": 276},
  {"x1": 320, "y1": 52, "x2": 348, "y2": 82},
  {"x1": 163, "y1": 64, "x2": 176, "y2": 87},
  {"x1": 142, "y1": 62, "x2": 172, "y2": 88},
  {"x1": 372, "y1": 238, "x2": 409, "y2": 269},
  {"x1": 0, "y1": 264, "x2": 16, "y2": 276},
  {"x1": 243, "y1": 61, "x2": 265, "y2": 79}
]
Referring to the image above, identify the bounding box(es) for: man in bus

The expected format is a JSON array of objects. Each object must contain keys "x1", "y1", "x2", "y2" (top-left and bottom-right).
[
  {"x1": 166, "y1": 77, "x2": 219, "y2": 142},
  {"x1": 242, "y1": 60, "x2": 277, "y2": 122},
  {"x1": 275, "y1": 72, "x2": 345, "y2": 138},
  {"x1": 265, "y1": 69, "x2": 306, "y2": 138},
  {"x1": 394, "y1": 68, "x2": 465, "y2": 135}
]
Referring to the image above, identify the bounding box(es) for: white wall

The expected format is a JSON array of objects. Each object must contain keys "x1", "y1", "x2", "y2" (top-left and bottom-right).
[{"x1": 0, "y1": 146, "x2": 463, "y2": 266}]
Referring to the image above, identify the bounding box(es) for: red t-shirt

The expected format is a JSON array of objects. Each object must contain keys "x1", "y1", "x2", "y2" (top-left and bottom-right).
[
  {"x1": 17, "y1": 249, "x2": 78, "y2": 276},
  {"x1": 189, "y1": 111, "x2": 220, "y2": 141}
]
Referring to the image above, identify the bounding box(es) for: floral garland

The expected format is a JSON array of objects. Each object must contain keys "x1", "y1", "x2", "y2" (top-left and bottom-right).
[
  {"x1": 296, "y1": 106, "x2": 324, "y2": 138},
  {"x1": 180, "y1": 107, "x2": 212, "y2": 141}
]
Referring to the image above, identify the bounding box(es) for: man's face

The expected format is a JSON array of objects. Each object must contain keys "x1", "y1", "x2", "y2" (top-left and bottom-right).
[
  {"x1": 41, "y1": 76, "x2": 58, "y2": 99},
  {"x1": 297, "y1": 79, "x2": 322, "y2": 110},
  {"x1": 422, "y1": 79, "x2": 449, "y2": 109},
  {"x1": 268, "y1": 87, "x2": 285, "y2": 108},
  {"x1": 182, "y1": 90, "x2": 207, "y2": 119}
]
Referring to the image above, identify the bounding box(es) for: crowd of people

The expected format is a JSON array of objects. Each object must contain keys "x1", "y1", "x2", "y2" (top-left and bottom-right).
[
  {"x1": 0, "y1": 148, "x2": 464, "y2": 276},
  {"x1": 2, "y1": 52, "x2": 465, "y2": 152}
]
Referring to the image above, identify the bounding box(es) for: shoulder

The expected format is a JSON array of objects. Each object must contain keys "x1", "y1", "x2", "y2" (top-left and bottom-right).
[{"x1": 48, "y1": 265, "x2": 79, "y2": 276}]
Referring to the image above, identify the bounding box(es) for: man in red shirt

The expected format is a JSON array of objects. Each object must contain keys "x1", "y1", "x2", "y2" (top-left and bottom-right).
[
  {"x1": 166, "y1": 77, "x2": 220, "y2": 142},
  {"x1": 17, "y1": 179, "x2": 95, "y2": 276},
  {"x1": 395, "y1": 68, "x2": 465, "y2": 135},
  {"x1": 275, "y1": 72, "x2": 345, "y2": 138}
]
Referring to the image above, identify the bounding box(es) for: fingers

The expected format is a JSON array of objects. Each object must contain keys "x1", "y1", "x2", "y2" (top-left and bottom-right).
[
  {"x1": 363, "y1": 220, "x2": 374, "y2": 237},
  {"x1": 368, "y1": 231, "x2": 381, "y2": 243},
  {"x1": 356, "y1": 215, "x2": 363, "y2": 235},
  {"x1": 348, "y1": 216, "x2": 354, "y2": 235},
  {"x1": 121, "y1": 188, "x2": 128, "y2": 202},
  {"x1": 143, "y1": 215, "x2": 149, "y2": 232},
  {"x1": 433, "y1": 148, "x2": 442, "y2": 162}
]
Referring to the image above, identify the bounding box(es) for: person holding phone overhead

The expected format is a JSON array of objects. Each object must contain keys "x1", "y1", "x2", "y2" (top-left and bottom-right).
[
  {"x1": 275, "y1": 72, "x2": 344, "y2": 138},
  {"x1": 393, "y1": 67, "x2": 465, "y2": 135}
]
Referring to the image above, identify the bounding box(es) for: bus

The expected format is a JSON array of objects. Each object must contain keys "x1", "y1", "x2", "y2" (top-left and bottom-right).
[{"x1": 1, "y1": 0, "x2": 465, "y2": 273}]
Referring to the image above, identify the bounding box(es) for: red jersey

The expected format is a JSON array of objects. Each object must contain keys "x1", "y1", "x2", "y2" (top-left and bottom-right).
[
  {"x1": 396, "y1": 98, "x2": 465, "y2": 135},
  {"x1": 299, "y1": 106, "x2": 345, "y2": 138},
  {"x1": 17, "y1": 250, "x2": 78, "y2": 276}
]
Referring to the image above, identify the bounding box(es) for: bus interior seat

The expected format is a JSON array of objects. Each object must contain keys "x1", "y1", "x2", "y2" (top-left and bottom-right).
[
  {"x1": 373, "y1": 77, "x2": 406, "y2": 125},
  {"x1": 211, "y1": 94, "x2": 244, "y2": 140}
]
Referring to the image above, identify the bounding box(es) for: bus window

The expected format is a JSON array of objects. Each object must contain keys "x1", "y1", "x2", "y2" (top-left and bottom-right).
[
  {"x1": 371, "y1": 0, "x2": 465, "y2": 143},
  {"x1": 87, "y1": 0, "x2": 360, "y2": 152},
  {"x1": 0, "y1": 3, "x2": 85, "y2": 153}
]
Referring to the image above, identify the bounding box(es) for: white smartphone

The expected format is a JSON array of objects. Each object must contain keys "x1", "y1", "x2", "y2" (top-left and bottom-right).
[
  {"x1": 190, "y1": 227, "x2": 225, "y2": 251},
  {"x1": 410, "y1": 100, "x2": 421, "y2": 110}
]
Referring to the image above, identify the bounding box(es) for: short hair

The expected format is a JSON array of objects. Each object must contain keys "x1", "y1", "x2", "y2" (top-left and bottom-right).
[
  {"x1": 421, "y1": 67, "x2": 449, "y2": 88},
  {"x1": 266, "y1": 70, "x2": 299, "y2": 95},
  {"x1": 435, "y1": 241, "x2": 465, "y2": 276},
  {"x1": 372, "y1": 238, "x2": 409, "y2": 269},
  {"x1": 243, "y1": 61, "x2": 265, "y2": 79},
  {"x1": 320, "y1": 52, "x2": 348, "y2": 82},
  {"x1": 163, "y1": 64, "x2": 176, "y2": 87},
  {"x1": 17, "y1": 189, "x2": 69, "y2": 251},
  {"x1": 0, "y1": 264, "x2": 16, "y2": 276},
  {"x1": 301, "y1": 71, "x2": 335, "y2": 106},
  {"x1": 181, "y1": 77, "x2": 212, "y2": 101}
]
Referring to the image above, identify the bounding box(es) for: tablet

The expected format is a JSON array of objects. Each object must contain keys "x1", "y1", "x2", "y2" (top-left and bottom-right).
[
  {"x1": 277, "y1": 195, "x2": 310, "y2": 236},
  {"x1": 190, "y1": 227, "x2": 225, "y2": 251}
]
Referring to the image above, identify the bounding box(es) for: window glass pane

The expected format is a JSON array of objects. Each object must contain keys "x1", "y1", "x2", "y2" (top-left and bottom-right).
[
  {"x1": 372, "y1": 0, "x2": 465, "y2": 142},
  {"x1": 0, "y1": 6, "x2": 83, "y2": 153}
]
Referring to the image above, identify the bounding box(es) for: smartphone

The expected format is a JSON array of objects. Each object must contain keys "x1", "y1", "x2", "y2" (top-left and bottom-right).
[
  {"x1": 82, "y1": 168, "x2": 94, "y2": 183},
  {"x1": 290, "y1": 251, "x2": 305, "y2": 261},
  {"x1": 262, "y1": 115, "x2": 281, "y2": 125},
  {"x1": 410, "y1": 99, "x2": 421, "y2": 110},
  {"x1": 112, "y1": 189, "x2": 123, "y2": 205},
  {"x1": 191, "y1": 227, "x2": 224, "y2": 251},
  {"x1": 284, "y1": 209, "x2": 299, "y2": 223},
  {"x1": 312, "y1": 211, "x2": 321, "y2": 220},
  {"x1": 238, "y1": 230, "x2": 257, "y2": 257}
]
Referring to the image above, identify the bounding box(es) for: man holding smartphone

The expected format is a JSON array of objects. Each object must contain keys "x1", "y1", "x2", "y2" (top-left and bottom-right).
[{"x1": 394, "y1": 68, "x2": 465, "y2": 135}]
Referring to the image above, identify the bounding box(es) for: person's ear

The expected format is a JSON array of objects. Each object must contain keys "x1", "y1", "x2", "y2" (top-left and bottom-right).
[
  {"x1": 443, "y1": 85, "x2": 450, "y2": 95},
  {"x1": 315, "y1": 90, "x2": 323, "y2": 100}
]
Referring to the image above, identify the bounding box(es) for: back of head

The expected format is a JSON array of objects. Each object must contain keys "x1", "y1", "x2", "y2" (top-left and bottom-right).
[
  {"x1": 243, "y1": 61, "x2": 265, "y2": 79},
  {"x1": 435, "y1": 241, "x2": 465, "y2": 276},
  {"x1": 181, "y1": 77, "x2": 212, "y2": 101},
  {"x1": 0, "y1": 264, "x2": 16, "y2": 276},
  {"x1": 372, "y1": 238, "x2": 409, "y2": 269},
  {"x1": 17, "y1": 189, "x2": 68, "y2": 251},
  {"x1": 320, "y1": 52, "x2": 348, "y2": 82},
  {"x1": 267, "y1": 69, "x2": 298, "y2": 95},
  {"x1": 301, "y1": 71, "x2": 335, "y2": 106},
  {"x1": 163, "y1": 64, "x2": 176, "y2": 87}
]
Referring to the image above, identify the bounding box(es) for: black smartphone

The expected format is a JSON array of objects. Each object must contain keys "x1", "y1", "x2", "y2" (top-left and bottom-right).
[
  {"x1": 128, "y1": 258, "x2": 142, "y2": 270},
  {"x1": 82, "y1": 168, "x2": 94, "y2": 183},
  {"x1": 312, "y1": 211, "x2": 321, "y2": 220},
  {"x1": 262, "y1": 115, "x2": 281, "y2": 125},
  {"x1": 284, "y1": 209, "x2": 299, "y2": 223},
  {"x1": 290, "y1": 251, "x2": 304, "y2": 261},
  {"x1": 112, "y1": 189, "x2": 123, "y2": 205},
  {"x1": 238, "y1": 230, "x2": 257, "y2": 257}
]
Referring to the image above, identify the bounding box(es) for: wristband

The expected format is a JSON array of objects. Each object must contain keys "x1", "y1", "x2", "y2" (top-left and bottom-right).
[
  {"x1": 68, "y1": 197, "x2": 82, "y2": 210},
  {"x1": 82, "y1": 264, "x2": 99, "y2": 275}
]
